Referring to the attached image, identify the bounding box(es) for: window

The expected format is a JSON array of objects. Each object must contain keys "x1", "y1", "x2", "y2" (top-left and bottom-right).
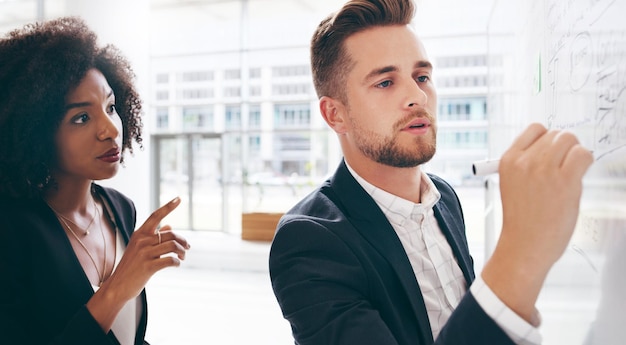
[
  {"x1": 438, "y1": 97, "x2": 487, "y2": 121},
  {"x1": 156, "y1": 107, "x2": 169, "y2": 128},
  {"x1": 272, "y1": 83, "x2": 311, "y2": 96},
  {"x1": 156, "y1": 73, "x2": 169, "y2": 84},
  {"x1": 180, "y1": 71, "x2": 214, "y2": 82},
  {"x1": 225, "y1": 105, "x2": 241, "y2": 130},
  {"x1": 281, "y1": 160, "x2": 307, "y2": 176},
  {"x1": 156, "y1": 90, "x2": 169, "y2": 101},
  {"x1": 436, "y1": 55, "x2": 487, "y2": 68},
  {"x1": 224, "y1": 86, "x2": 241, "y2": 98},
  {"x1": 249, "y1": 85, "x2": 262, "y2": 97},
  {"x1": 249, "y1": 104, "x2": 261, "y2": 129},
  {"x1": 249, "y1": 135, "x2": 261, "y2": 153},
  {"x1": 274, "y1": 103, "x2": 310, "y2": 128},
  {"x1": 249, "y1": 67, "x2": 261, "y2": 79},
  {"x1": 182, "y1": 88, "x2": 213, "y2": 99},
  {"x1": 224, "y1": 69, "x2": 241, "y2": 80},
  {"x1": 436, "y1": 75, "x2": 487, "y2": 88},
  {"x1": 183, "y1": 106, "x2": 213, "y2": 130},
  {"x1": 277, "y1": 135, "x2": 310, "y2": 151},
  {"x1": 437, "y1": 129, "x2": 487, "y2": 149},
  {"x1": 272, "y1": 65, "x2": 310, "y2": 77}
]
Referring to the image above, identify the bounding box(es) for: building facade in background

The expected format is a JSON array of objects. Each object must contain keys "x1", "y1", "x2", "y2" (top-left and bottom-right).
[{"x1": 0, "y1": 0, "x2": 491, "y2": 232}]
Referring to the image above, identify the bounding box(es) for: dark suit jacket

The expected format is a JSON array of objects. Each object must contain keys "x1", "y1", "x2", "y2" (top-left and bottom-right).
[
  {"x1": 0, "y1": 184, "x2": 149, "y2": 345},
  {"x1": 269, "y1": 160, "x2": 514, "y2": 345}
]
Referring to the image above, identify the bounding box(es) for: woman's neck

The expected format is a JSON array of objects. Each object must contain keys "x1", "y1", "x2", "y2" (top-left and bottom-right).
[{"x1": 44, "y1": 179, "x2": 95, "y2": 212}]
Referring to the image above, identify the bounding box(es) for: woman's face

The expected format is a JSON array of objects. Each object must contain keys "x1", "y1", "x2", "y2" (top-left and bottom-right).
[{"x1": 53, "y1": 68, "x2": 123, "y2": 183}]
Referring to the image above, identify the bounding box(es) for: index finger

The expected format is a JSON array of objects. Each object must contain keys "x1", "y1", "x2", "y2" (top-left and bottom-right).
[
  {"x1": 141, "y1": 197, "x2": 181, "y2": 233},
  {"x1": 508, "y1": 123, "x2": 548, "y2": 152}
]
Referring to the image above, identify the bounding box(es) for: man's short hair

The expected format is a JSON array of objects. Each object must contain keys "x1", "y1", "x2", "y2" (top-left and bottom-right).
[{"x1": 310, "y1": 0, "x2": 415, "y2": 102}]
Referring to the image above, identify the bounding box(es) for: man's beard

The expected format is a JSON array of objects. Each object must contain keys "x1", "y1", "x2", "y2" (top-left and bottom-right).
[{"x1": 350, "y1": 110, "x2": 437, "y2": 168}]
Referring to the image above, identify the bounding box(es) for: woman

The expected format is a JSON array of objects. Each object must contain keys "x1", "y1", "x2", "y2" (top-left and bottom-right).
[{"x1": 0, "y1": 17, "x2": 190, "y2": 345}]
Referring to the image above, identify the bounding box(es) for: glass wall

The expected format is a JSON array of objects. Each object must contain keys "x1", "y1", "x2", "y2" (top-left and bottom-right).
[
  {"x1": 154, "y1": 128, "x2": 339, "y2": 232},
  {"x1": 0, "y1": 0, "x2": 491, "y2": 235},
  {"x1": 154, "y1": 134, "x2": 223, "y2": 231}
]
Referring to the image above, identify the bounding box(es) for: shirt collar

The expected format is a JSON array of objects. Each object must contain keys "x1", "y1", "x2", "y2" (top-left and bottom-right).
[{"x1": 345, "y1": 162, "x2": 441, "y2": 223}]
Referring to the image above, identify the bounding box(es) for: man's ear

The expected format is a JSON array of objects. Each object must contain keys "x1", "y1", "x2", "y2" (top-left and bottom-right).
[{"x1": 319, "y1": 96, "x2": 348, "y2": 134}]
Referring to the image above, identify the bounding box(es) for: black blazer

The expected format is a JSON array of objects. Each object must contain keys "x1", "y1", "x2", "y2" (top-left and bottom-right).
[
  {"x1": 269, "y1": 160, "x2": 514, "y2": 345},
  {"x1": 0, "y1": 185, "x2": 149, "y2": 345}
]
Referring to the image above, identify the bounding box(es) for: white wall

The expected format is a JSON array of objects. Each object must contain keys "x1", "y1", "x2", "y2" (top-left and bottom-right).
[{"x1": 64, "y1": 0, "x2": 153, "y2": 222}]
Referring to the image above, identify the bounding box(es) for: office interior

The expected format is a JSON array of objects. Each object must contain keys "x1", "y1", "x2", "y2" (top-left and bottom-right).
[{"x1": 0, "y1": 0, "x2": 604, "y2": 344}]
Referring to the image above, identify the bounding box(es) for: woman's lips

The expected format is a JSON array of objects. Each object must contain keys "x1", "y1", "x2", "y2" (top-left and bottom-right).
[{"x1": 98, "y1": 148, "x2": 120, "y2": 163}]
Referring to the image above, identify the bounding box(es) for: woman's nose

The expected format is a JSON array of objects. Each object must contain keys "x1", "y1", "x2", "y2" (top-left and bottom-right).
[{"x1": 97, "y1": 112, "x2": 121, "y2": 141}]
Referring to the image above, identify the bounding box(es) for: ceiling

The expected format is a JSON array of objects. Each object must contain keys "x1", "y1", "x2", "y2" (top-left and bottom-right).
[{"x1": 0, "y1": 0, "x2": 339, "y2": 31}]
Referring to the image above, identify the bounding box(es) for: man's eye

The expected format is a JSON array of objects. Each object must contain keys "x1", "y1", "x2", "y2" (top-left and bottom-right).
[
  {"x1": 416, "y1": 76, "x2": 430, "y2": 82},
  {"x1": 376, "y1": 80, "x2": 392, "y2": 88}
]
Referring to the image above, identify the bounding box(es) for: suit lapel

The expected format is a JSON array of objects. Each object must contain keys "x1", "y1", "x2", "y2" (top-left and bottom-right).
[
  {"x1": 93, "y1": 185, "x2": 148, "y2": 345},
  {"x1": 95, "y1": 185, "x2": 133, "y2": 244},
  {"x1": 429, "y1": 176, "x2": 475, "y2": 284},
  {"x1": 330, "y1": 161, "x2": 434, "y2": 343},
  {"x1": 37, "y1": 199, "x2": 98, "y2": 301}
]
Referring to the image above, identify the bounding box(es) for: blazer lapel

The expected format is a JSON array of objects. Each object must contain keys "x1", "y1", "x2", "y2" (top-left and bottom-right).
[
  {"x1": 430, "y1": 178, "x2": 475, "y2": 284},
  {"x1": 37, "y1": 199, "x2": 98, "y2": 301},
  {"x1": 95, "y1": 185, "x2": 133, "y2": 244},
  {"x1": 93, "y1": 185, "x2": 148, "y2": 345},
  {"x1": 329, "y1": 161, "x2": 434, "y2": 343}
]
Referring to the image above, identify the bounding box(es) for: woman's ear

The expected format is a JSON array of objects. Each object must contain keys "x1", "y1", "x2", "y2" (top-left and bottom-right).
[{"x1": 319, "y1": 96, "x2": 348, "y2": 134}]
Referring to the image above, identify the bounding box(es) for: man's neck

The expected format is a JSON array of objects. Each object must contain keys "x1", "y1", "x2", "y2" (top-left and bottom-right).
[{"x1": 345, "y1": 158, "x2": 423, "y2": 204}]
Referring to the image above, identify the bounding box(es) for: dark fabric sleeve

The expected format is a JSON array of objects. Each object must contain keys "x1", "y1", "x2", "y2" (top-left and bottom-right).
[
  {"x1": 270, "y1": 217, "x2": 401, "y2": 345},
  {"x1": 0, "y1": 197, "x2": 116, "y2": 345},
  {"x1": 270, "y1": 217, "x2": 516, "y2": 345},
  {"x1": 435, "y1": 292, "x2": 515, "y2": 344}
]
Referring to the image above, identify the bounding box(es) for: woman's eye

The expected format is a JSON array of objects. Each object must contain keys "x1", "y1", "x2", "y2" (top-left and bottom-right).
[
  {"x1": 72, "y1": 114, "x2": 89, "y2": 124},
  {"x1": 107, "y1": 104, "x2": 117, "y2": 115},
  {"x1": 376, "y1": 80, "x2": 392, "y2": 88}
]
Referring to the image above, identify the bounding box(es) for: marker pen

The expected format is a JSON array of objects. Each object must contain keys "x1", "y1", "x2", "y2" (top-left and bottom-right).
[{"x1": 472, "y1": 159, "x2": 500, "y2": 176}]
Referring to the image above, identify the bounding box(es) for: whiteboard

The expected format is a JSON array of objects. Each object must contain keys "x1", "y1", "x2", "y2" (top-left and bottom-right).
[{"x1": 486, "y1": 0, "x2": 626, "y2": 344}]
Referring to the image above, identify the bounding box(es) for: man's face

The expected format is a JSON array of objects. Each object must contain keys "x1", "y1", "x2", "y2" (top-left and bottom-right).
[{"x1": 340, "y1": 24, "x2": 438, "y2": 168}]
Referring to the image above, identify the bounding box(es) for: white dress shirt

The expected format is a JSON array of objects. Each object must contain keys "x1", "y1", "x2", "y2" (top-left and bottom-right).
[{"x1": 346, "y1": 163, "x2": 541, "y2": 344}]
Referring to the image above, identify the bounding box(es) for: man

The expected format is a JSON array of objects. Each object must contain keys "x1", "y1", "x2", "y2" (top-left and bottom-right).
[{"x1": 268, "y1": 0, "x2": 594, "y2": 344}]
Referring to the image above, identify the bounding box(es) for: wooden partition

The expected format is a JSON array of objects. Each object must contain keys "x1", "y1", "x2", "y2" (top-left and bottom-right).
[{"x1": 241, "y1": 212, "x2": 284, "y2": 242}]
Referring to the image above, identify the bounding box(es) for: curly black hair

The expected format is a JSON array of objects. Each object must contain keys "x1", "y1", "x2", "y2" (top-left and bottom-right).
[{"x1": 0, "y1": 16, "x2": 143, "y2": 199}]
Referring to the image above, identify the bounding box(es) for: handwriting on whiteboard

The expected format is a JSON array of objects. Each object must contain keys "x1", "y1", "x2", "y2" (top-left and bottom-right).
[{"x1": 545, "y1": 0, "x2": 626, "y2": 164}]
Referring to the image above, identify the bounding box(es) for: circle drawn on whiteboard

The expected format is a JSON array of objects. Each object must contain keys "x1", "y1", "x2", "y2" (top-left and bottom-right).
[{"x1": 570, "y1": 31, "x2": 593, "y2": 92}]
